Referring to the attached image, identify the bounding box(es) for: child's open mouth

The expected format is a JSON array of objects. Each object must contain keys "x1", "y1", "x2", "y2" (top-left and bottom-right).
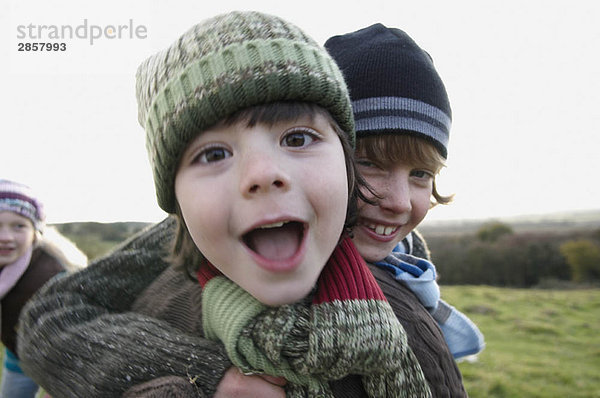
[{"x1": 242, "y1": 221, "x2": 306, "y2": 268}]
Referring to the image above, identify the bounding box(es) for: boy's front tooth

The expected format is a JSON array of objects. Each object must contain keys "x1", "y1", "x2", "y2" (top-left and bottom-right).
[{"x1": 261, "y1": 221, "x2": 285, "y2": 229}]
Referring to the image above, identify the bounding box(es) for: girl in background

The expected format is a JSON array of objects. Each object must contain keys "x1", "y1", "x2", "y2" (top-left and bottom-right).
[{"x1": 0, "y1": 179, "x2": 86, "y2": 398}]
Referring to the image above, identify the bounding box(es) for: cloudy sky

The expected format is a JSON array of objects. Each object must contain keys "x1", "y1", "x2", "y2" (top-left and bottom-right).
[{"x1": 2, "y1": 0, "x2": 599, "y2": 224}]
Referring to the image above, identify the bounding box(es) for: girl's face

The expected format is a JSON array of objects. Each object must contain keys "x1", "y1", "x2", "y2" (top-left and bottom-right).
[
  {"x1": 352, "y1": 154, "x2": 433, "y2": 262},
  {"x1": 175, "y1": 113, "x2": 348, "y2": 306},
  {"x1": 0, "y1": 211, "x2": 36, "y2": 267}
]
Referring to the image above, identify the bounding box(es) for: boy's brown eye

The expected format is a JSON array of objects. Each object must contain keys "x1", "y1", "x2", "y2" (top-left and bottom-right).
[
  {"x1": 284, "y1": 133, "x2": 306, "y2": 147},
  {"x1": 196, "y1": 147, "x2": 231, "y2": 164},
  {"x1": 281, "y1": 128, "x2": 318, "y2": 148}
]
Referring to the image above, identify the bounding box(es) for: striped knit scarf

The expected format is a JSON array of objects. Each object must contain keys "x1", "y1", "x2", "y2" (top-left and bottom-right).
[{"x1": 198, "y1": 238, "x2": 431, "y2": 397}]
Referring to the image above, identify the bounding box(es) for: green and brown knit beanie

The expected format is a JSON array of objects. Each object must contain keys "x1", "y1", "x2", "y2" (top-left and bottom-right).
[{"x1": 136, "y1": 11, "x2": 354, "y2": 213}]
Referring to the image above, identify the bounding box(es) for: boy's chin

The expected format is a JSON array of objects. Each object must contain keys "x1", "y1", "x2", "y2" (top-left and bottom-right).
[
  {"x1": 357, "y1": 244, "x2": 394, "y2": 263},
  {"x1": 250, "y1": 284, "x2": 314, "y2": 307}
]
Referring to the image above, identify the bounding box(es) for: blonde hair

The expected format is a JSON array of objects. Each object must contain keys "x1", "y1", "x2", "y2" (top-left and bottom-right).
[
  {"x1": 37, "y1": 226, "x2": 88, "y2": 272},
  {"x1": 355, "y1": 134, "x2": 454, "y2": 206}
]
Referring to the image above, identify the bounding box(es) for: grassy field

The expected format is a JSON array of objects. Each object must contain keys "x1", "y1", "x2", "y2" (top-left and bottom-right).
[{"x1": 443, "y1": 285, "x2": 600, "y2": 397}]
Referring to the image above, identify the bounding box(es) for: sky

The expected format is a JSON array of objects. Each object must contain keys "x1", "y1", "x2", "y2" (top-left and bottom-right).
[{"x1": 1, "y1": 0, "x2": 599, "y2": 224}]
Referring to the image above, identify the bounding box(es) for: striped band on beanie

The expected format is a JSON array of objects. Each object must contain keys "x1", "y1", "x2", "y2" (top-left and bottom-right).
[
  {"x1": 0, "y1": 179, "x2": 45, "y2": 231},
  {"x1": 136, "y1": 11, "x2": 354, "y2": 213},
  {"x1": 325, "y1": 23, "x2": 451, "y2": 158}
]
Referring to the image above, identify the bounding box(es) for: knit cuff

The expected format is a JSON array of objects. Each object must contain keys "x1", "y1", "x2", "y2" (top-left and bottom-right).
[{"x1": 123, "y1": 376, "x2": 200, "y2": 398}]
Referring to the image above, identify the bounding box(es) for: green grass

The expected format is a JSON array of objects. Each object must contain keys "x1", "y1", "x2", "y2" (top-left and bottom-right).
[{"x1": 442, "y1": 286, "x2": 600, "y2": 398}]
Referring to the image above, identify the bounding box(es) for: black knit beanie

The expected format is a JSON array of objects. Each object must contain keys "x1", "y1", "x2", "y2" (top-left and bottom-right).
[{"x1": 325, "y1": 23, "x2": 451, "y2": 158}]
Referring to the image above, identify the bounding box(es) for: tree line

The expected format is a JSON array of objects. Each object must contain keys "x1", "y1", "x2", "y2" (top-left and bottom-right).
[{"x1": 425, "y1": 221, "x2": 600, "y2": 287}]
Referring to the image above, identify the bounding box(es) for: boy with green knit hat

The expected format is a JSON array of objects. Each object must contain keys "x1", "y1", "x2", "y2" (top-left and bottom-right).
[{"x1": 19, "y1": 11, "x2": 430, "y2": 397}]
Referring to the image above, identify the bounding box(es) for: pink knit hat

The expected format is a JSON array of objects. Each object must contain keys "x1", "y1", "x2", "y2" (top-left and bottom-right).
[{"x1": 0, "y1": 179, "x2": 45, "y2": 231}]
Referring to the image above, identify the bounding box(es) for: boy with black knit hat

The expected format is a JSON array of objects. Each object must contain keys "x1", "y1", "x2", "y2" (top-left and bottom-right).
[
  {"x1": 325, "y1": 23, "x2": 485, "y2": 363},
  {"x1": 18, "y1": 12, "x2": 431, "y2": 397}
]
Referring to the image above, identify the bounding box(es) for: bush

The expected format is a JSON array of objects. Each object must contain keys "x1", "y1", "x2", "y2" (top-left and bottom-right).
[
  {"x1": 560, "y1": 240, "x2": 600, "y2": 282},
  {"x1": 477, "y1": 221, "x2": 513, "y2": 242},
  {"x1": 429, "y1": 230, "x2": 573, "y2": 286}
]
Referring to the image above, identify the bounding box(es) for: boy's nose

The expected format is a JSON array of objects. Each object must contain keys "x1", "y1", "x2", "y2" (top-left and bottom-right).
[
  {"x1": 239, "y1": 152, "x2": 291, "y2": 197},
  {"x1": 380, "y1": 178, "x2": 412, "y2": 215}
]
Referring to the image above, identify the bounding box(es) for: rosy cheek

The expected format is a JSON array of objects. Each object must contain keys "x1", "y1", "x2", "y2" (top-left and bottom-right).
[{"x1": 415, "y1": 202, "x2": 430, "y2": 224}]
